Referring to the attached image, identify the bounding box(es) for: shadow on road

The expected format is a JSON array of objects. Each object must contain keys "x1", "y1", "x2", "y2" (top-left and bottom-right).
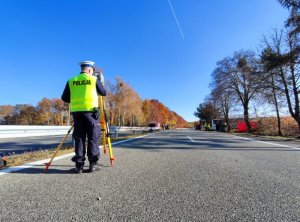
[
  {"x1": 115, "y1": 133, "x2": 300, "y2": 152},
  {"x1": 8, "y1": 164, "x2": 74, "y2": 174},
  {"x1": 8, "y1": 163, "x2": 111, "y2": 175}
]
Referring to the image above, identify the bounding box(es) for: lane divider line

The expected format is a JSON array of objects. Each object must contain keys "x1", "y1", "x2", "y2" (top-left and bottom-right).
[
  {"x1": 0, "y1": 133, "x2": 151, "y2": 176},
  {"x1": 187, "y1": 136, "x2": 196, "y2": 143}
]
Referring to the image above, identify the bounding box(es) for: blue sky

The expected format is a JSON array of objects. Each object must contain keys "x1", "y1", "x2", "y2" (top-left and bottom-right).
[{"x1": 0, "y1": 0, "x2": 288, "y2": 121}]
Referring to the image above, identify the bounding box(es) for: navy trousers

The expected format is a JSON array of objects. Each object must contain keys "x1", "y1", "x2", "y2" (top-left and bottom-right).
[{"x1": 71, "y1": 112, "x2": 100, "y2": 166}]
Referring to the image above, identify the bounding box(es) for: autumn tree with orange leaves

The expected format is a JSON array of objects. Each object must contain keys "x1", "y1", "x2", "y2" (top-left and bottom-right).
[
  {"x1": 142, "y1": 99, "x2": 188, "y2": 128},
  {"x1": 3, "y1": 99, "x2": 69, "y2": 125},
  {"x1": 1, "y1": 78, "x2": 187, "y2": 127},
  {"x1": 104, "y1": 77, "x2": 144, "y2": 126}
]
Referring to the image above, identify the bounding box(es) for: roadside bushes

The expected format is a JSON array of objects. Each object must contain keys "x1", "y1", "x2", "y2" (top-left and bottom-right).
[{"x1": 255, "y1": 117, "x2": 298, "y2": 137}]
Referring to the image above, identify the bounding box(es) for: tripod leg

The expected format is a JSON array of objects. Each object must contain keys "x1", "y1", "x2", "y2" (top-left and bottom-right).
[
  {"x1": 99, "y1": 96, "x2": 107, "y2": 155},
  {"x1": 102, "y1": 98, "x2": 115, "y2": 165},
  {"x1": 45, "y1": 124, "x2": 74, "y2": 171}
]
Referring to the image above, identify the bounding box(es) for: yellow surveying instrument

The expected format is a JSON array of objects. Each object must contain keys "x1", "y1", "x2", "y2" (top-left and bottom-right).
[{"x1": 96, "y1": 71, "x2": 115, "y2": 166}]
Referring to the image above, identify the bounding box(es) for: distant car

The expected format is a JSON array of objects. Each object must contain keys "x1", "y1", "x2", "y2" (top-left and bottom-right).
[
  {"x1": 148, "y1": 123, "x2": 157, "y2": 128},
  {"x1": 148, "y1": 122, "x2": 161, "y2": 131},
  {"x1": 211, "y1": 119, "x2": 226, "y2": 131}
]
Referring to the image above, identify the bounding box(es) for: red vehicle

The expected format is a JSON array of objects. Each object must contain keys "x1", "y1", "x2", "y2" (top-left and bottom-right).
[{"x1": 237, "y1": 121, "x2": 257, "y2": 132}]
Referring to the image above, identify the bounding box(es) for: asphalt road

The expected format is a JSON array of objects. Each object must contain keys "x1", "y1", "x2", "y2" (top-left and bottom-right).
[{"x1": 0, "y1": 129, "x2": 300, "y2": 221}]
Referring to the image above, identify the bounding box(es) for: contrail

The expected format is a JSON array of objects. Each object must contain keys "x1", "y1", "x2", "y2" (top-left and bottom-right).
[{"x1": 168, "y1": 0, "x2": 184, "y2": 40}]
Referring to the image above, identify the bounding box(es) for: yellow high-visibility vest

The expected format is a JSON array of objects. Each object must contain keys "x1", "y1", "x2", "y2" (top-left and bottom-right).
[{"x1": 69, "y1": 73, "x2": 98, "y2": 112}]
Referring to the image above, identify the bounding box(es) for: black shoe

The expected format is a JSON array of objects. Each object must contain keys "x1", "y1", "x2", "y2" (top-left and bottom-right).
[
  {"x1": 74, "y1": 163, "x2": 83, "y2": 174},
  {"x1": 88, "y1": 162, "x2": 100, "y2": 173},
  {"x1": 74, "y1": 168, "x2": 83, "y2": 174}
]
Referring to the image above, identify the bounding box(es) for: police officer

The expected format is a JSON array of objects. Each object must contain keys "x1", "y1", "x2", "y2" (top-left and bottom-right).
[{"x1": 61, "y1": 61, "x2": 107, "y2": 173}]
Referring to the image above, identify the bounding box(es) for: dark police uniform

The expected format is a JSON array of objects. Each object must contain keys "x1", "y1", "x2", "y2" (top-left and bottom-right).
[{"x1": 61, "y1": 61, "x2": 106, "y2": 172}]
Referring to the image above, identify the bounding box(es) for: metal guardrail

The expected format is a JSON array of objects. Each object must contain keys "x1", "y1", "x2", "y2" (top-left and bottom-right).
[
  {"x1": 110, "y1": 126, "x2": 160, "y2": 139},
  {"x1": 0, "y1": 126, "x2": 71, "y2": 138},
  {"x1": 0, "y1": 125, "x2": 160, "y2": 139}
]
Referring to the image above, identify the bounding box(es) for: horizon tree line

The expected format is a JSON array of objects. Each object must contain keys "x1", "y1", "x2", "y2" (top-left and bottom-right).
[{"x1": 0, "y1": 78, "x2": 188, "y2": 128}]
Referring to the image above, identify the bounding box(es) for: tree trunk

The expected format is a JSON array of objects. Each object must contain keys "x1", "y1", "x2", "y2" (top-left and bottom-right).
[
  {"x1": 243, "y1": 101, "x2": 252, "y2": 132},
  {"x1": 244, "y1": 110, "x2": 251, "y2": 131},
  {"x1": 271, "y1": 74, "x2": 282, "y2": 136},
  {"x1": 225, "y1": 112, "x2": 230, "y2": 132},
  {"x1": 275, "y1": 108, "x2": 282, "y2": 136},
  {"x1": 222, "y1": 106, "x2": 230, "y2": 132},
  {"x1": 279, "y1": 64, "x2": 300, "y2": 132},
  {"x1": 289, "y1": 63, "x2": 300, "y2": 132},
  {"x1": 109, "y1": 111, "x2": 113, "y2": 126}
]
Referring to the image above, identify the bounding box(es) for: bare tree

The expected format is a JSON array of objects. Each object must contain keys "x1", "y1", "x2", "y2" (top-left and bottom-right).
[
  {"x1": 210, "y1": 51, "x2": 264, "y2": 131},
  {"x1": 210, "y1": 87, "x2": 235, "y2": 132},
  {"x1": 262, "y1": 29, "x2": 300, "y2": 131},
  {"x1": 210, "y1": 60, "x2": 238, "y2": 132},
  {"x1": 260, "y1": 29, "x2": 288, "y2": 135}
]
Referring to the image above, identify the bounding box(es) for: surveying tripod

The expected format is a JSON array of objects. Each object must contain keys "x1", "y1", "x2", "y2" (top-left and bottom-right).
[
  {"x1": 96, "y1": 71, "x2": 115, "y2": 165},
  {"x1": 99, "y1": 94, "x2": 115, "y2": 165}
]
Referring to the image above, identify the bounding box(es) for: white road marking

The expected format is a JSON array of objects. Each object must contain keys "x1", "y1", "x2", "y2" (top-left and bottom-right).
[
  {"x1": 187, "y1": 136, "x2": 195, "y2": 143},
  {"x1": 230, "y1": 135, "x2": 300, "y2": 150},
  {"x1": 0, "y1": 153, "x2": 74, "y2": 176}
]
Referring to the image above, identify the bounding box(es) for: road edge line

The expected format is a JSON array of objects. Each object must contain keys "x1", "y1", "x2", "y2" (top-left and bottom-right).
[{"x1": 230, "y1": 134, "x2": 300, "y2": 150}]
